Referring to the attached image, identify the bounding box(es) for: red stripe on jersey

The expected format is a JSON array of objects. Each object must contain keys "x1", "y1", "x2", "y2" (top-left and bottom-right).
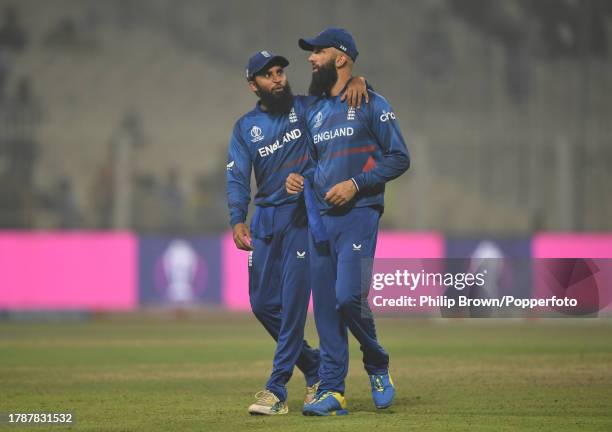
[
  {"x1": 327, "y1": 144, "x2": 376, "y2": 160},
  {"x1": 280, "y1": 153, "x2": 308, "y2": 170},
  {"x1": 362, "y1": 155, "x2": 376, "y2": 172}
]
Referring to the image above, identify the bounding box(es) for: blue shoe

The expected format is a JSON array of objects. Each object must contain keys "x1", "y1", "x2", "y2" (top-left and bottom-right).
[
  {"x1": 302, "y1": 391, "x2": 348, "y2": 416},
  {"x1": 369, "y1": 373, "x2": 395, "y2": 409}
]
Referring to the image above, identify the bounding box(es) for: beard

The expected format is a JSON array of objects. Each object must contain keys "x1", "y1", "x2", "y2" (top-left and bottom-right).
[
  {"x1": 256, "y1": 81, "x2": 294, "y2": 115},
  {"x1": 308, "y1": 59, "x2": 338, "y2": 97}
]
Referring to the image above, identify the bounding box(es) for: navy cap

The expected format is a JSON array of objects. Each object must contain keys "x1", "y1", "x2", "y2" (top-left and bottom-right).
[
  {"x1": 299, "y1": 27, "x2": 358, "y2": 61},
  {"x1": 246, "y1": 50, "x2": 289, "y2": 80}
]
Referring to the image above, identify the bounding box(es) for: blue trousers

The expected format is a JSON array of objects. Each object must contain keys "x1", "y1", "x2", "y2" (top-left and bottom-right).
[
  {"x1": 249, "y1": 203, "x2": 320, "y2": 401},
  {"x1": 310, "y1": 206, "x2": 389, "y2": 394}
]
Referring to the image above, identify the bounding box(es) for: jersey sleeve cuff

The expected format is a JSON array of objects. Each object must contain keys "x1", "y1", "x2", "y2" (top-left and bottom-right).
[
  {"x1": 230, "y1": 213, "x2": 246, "y2": 227},
  {"x1": 352, "y1": 174, "x2": 369, "y2": 192}
]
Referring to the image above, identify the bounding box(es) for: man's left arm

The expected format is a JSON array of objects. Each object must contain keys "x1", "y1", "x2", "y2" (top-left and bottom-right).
[
  {"x1": 341, "y1": 76, "x2": 370, "y2": 108},
  {"x1": 351, "y1": 94, "x2": 411, "y2": 192}
]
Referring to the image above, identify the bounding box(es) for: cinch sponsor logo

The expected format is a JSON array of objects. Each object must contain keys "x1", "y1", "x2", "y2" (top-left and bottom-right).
[
  {"x1": 313, "y1": 127, "x2": 354, "y2": 144},
  {"x1": 379, "y1": 110, "x2": 396, "y2": 122},
  {"x1": 257, "y1": 128, "x2": 302, "y2": 158}
]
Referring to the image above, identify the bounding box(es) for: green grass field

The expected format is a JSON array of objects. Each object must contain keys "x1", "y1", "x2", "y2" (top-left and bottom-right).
[{"x1": 1, "y1": 313, "x2": 611, "y2": 431}]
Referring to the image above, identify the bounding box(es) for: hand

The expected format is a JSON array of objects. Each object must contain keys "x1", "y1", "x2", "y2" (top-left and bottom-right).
[
  {"x1": 324, "y1": 180, "x2": 357, "y2": 207},
  {"x1": 232, "y1": 223, "x2": 253, "y2": 251},
  {"x1": 286, "y1": 173, "x2": 304, "y2": 194},
  {"x1": 341, "y1": 76, "x2": 369, "y2": 108}
]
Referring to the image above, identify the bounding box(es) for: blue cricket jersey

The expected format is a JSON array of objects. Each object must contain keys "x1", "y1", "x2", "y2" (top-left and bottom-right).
[
  {"x1": 226, "y1": 96, "x2": 315, "y2": 227},
  {"x1": 304, "y1": 89, "x2": 410, "y2": 213}
]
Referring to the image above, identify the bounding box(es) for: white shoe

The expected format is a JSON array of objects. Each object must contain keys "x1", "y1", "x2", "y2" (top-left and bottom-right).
[
  {"x1": 304, "y1": 381, "x2": 320, "y2": 404},
  {"x1": 248, "y1": 390, "x2": 288, "y2": 415}
]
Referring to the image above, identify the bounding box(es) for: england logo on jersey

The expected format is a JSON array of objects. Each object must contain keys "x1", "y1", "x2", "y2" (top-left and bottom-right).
[
  {"x1": 289, "y1": 107, "x2": 297, "y2": 123},
  {"x1": 314, "y1": 111, "x2": 323, "y2": 128},
  {"x1": 347, "y1": 107, "x2": 355, "y2": 120},
  {"x1": 250, "y1": 125, "x2": 264, "y2": 143}
]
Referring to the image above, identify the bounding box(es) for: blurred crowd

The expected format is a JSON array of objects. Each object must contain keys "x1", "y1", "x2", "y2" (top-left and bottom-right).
[
  {"x1": 0, "y1": 3, "x2": 229, "y2": 232},
  {"x1": 0, "y1": 0, "x2": 611, "y2": 233}
]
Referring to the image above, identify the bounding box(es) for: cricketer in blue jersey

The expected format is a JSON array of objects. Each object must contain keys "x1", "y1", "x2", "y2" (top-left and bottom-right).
[
  {"x1": 226, "y1": 50, "x2": 369, "y2": 415},
  {"x1": 286, "y1": 28, "x2": 410, "y2": 416}
]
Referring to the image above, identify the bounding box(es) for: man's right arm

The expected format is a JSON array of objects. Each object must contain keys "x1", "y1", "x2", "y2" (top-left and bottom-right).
[
  {"x1": 226, "y1": 123, "x2": 253, "y2": 250},
  {"x1": 287, "y1": 105, "x2": 317, "y2": 194}
]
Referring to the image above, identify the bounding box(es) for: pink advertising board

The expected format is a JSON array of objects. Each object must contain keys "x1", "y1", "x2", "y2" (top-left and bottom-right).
[
  {"x1": 221, "y1": 231, "x2": 444, "y2": 311},
  {"x1": 532, "y1": 233, "x2": 612, "y2": 315},
  {"x1": 532, "y1": 234, "x2": 612, "y2": 258},
  {"x1": 0, "y1": 232, "x2": 137, "y2": 310}
]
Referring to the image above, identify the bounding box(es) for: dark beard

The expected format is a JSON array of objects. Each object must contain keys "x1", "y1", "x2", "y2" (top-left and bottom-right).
[
  {"x1": 257, "y1": 82, "x2": 294, "y2": 115},
  {"x1": 308, "y1": 59, "x2": 337, "y2": 97}
]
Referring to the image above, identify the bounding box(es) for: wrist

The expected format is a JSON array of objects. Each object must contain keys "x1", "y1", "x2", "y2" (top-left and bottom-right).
[{"x1": 230, "y1": 218, "x2": 246, "y2": 228}]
